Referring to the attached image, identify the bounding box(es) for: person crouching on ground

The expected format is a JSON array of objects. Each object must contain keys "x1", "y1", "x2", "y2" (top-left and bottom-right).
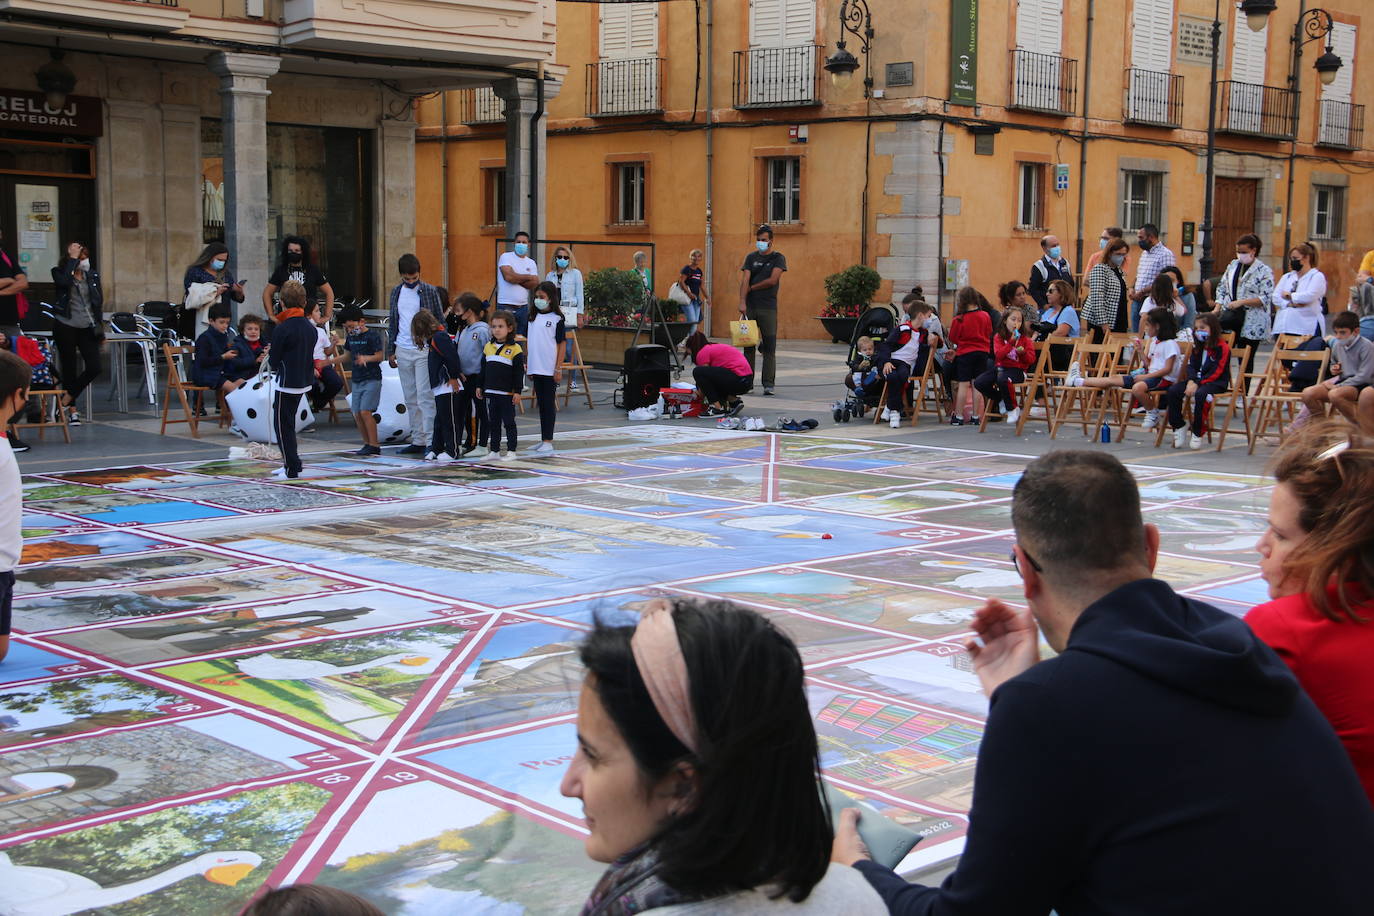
[
  {"x1": 267, "y1": 281, "x2": 316, "y2": 480},
  {"x1": 685, "y1": 332, "x2": 752, "y2": 418},
  {"x1": 562, "y1": 598, "x2": 885, "y2": 915}
]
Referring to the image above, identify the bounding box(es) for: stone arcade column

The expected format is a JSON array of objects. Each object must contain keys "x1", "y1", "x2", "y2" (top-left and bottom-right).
[
  {"x1": 492, "y1": 76, "x2": 561, "y2": 257},
  {"x1": 208, "y1": 52, "x2": 280, "y2": 319}
]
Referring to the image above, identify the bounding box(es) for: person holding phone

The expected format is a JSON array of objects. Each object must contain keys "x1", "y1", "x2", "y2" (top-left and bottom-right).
[
  {"x1": 184, "y1": 242, "x2": 246, "y2": 337},
  {"x1": 50, "y1": 241, "x2": 104, "y2": 426}
]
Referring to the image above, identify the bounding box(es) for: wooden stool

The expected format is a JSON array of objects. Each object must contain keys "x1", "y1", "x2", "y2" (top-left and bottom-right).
[
  {"x1": 12, "y1": 390, "x2": 71, "y2": 443},
  {"x1": 559, "y1": 330, "x2": 594, "y2": 410}
]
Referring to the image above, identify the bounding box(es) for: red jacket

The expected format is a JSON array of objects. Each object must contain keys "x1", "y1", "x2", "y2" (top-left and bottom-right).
[
  {"x1": 1246, "y1": 587, "x2": 1374, "y2": 807},
  {"x1": 948, "y1": 309, "x2": 993, "y2": 356},
  {"x1": 993, "y1": 333, "x2": 1037, "y2": 370}
]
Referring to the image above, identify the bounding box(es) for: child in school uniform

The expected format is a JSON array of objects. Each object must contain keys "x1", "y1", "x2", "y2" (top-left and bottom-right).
[
  {"x1": 0, "y1": 350, "x2": 31, "y2": 664},
  {"x1": 1166, "y1": 311, "x2": 1231, "y2": 450},
  {"x1": 225, "y1": 314, "x2": 268, "y2": 384},
  {"x1": 974, "y1": 307, "x2": 1037, "y2": 426},
  {"x1": 308, "y1": 305, "x2": 344, "y2": 413},
  {"x1": 454, "y1": 294, "x2": 491, "y2": 458},
  {"x1": 340, "y1": 305, "x2": 384, "y2": 456},
  {"x1": 524, "y1": 281, "x2": 566, "y2": 457},
  {"x1": 411, "y1": 310, "x2": 464, "y2": 462},
  {"x1": 267, "y1": 281, "x2": 318, "y2": 479},
  {"x1": 193, "y1": 305, "x2": 243, "y2": 408},
  {"x1": 482, "y1": 310, "x2": 525, "y2": 461},
  {"x1": 1066, "y1": 306, "x2": 1182, "y2": 431}
]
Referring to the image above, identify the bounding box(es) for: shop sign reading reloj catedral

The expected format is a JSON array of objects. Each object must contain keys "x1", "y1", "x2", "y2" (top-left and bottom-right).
[{"x1": 0, "y1": 89, "x2": 103, "y2": 137}]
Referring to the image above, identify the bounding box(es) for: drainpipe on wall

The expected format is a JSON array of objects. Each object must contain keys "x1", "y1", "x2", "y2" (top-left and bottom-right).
[
  {"x1": 440, "y1": 91, "x2": 450, "y2": 290},
  {"x1": 936, "y1": 119, "x2": 946, "y2": 319},
  {"x1": 703, "y1": 0, "x2": 715, "y2": 335},
  {"x1": 1074, "y1": 0, "x2": 1095, "y2": 282}
]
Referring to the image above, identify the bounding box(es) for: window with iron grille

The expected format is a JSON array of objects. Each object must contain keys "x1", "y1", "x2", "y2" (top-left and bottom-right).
[
  {"x1": 1311, "y1": 185, "x2": 1345, "y2": 240},
  {"x1": 1121, "y1": 170, "x2": 1163, "y2": 230},
  {"x1": 767, "y1": 157, "x2": 801, "y2": 223},
  {"x1": 483, "y1": 168, "x2": 506, "y2": 228},
  {"x1": 615, "y1": 162, "x2": 646, "y2": 224},
  {"x1": 1016, "y1": 163, "x2": 1044, "y2": 229}
]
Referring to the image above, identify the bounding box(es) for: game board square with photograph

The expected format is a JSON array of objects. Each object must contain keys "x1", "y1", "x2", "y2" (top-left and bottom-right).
[
  {"x1": 1152, "y1": 552, "x2": 1259, "y2": 589},
  {"x1": 795, "y1": 481, "x2": 1012, "y2": 517},
  {"x1": 0, "y1": 672, "x2": 207, "y2": 748},
  {"x1": 20, "y1": 512, "x2": 105, "y2": 538},
  {"x1": 650, "y1": 464, "x2": 906, "y2": 503},
  {"x1": 306, "y1": 776, "x2": 602, "y2": 916},
  {"x1": 151, "y1": 622, "x2": 485, "y2": 745},
  {"x1": 771, "y1": 437, "x2": 909, "y2": 461},
  {"x1": 489, "y1": 454, "x2": 662, "y2": 481},
  {"x1": 22, "y1": 477, "x2": 114, "y2": 501},
  {"x1": 811, "y1": 548, "x2": 1025, "y2": 602},
  {"x1": 871, "y1": 453, "x2": 1037, "y2": 481},
  {"x1": 275, "y1": 474, "x2": 469, "y2": 502},
  {"x1": 900, "y1": 499, "x2": 1015, "y2": 531},
  {"x1": 679, "y1": 567, "x2": 984, "y2": 639},
  {"x1": 19, "y1": 531, "x2": 176, "y2": 568},
  {"x1": 1191, "y1": 575, "x2": 1272, "y2": 610},
  {"x1": 645, "y1": 433, "x2": 773, "y2": 461},
  {"x1": 0, "y1": 642, "x2": 109, "y2": 688},
  {"x1": 151, "y1": 482, "x2": 368, "y2": 513},
  {"x1": 163, "y1": 458, "x2": 350, "y2": 480},
  {"x1": 23, "y1": 491, "x2": 241, "y2": 527},
  {"x1": 608, "y1": 452, "x2": 757, "y2": 473},
  {"x1": 11, "y1": 566, "x2": 359, "y2": 634},
  {"x1": 48, "y1": 589, "x2": 467, "y2": 667},
  {"x1": 46, "y1": 466, "x2": 221, "y2": 491},
  {"x1": 1167, "y1": 486, "x2": 1272, "y2": 515},
  {"x1": 13, "y1": 548, "x2": 263, "y2": 597},
  {"x1": 1133, "y1": 472, "x2": 1267, "y2": 504},
  {"x1": 0, "y1": 778, "x2": 340, "y2": 916},
  {"x1": 0, "y1": 712, "x2": 353, "y2": 836},
  {"x1": 510, "y1": 481, "x2": 746, "y2": 516},
  {"x1": 377, "y1": 461, "x2": 576, "y2": 490},
  {"x1": 1143, "y1": 504, "x2": 1269, "y2": 536}
]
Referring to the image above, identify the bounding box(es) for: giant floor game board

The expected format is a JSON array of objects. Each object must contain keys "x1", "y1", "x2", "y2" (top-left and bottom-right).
[{"x1": 2, "y1": 427, "x2": 1275, "y2": 914}]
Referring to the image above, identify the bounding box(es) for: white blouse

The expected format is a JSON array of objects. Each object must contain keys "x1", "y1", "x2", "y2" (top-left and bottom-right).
[{"x1": 1271, "y1": 269, "x2": 1327, "y2": 336}]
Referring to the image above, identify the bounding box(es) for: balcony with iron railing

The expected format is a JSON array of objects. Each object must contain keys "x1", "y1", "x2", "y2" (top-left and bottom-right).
[
  {"x1": 1317, "y1": 98, "x2": 1364, "y2": 150},
  {"x1": 586, "y1": 57, "x2": 663, "y2": 117},
  {"x1": 733, "y1": 45, "x2": 820, "y2": 109},
  {"x1": 457, "y1": 87, "x2": 504, "y2": 125},
  {"x1": 0, "y1": 0, "x2": 187, "y2": 30},
  {"x1": 1008, "y1": 49, "x2": 1078, "y2": 116},
  {"x1": 1216, "y1": 80, "x2": 1296, "y2": 140},
  {"x1": 1123, "y1": 69, "x2": 1183, "y2": 128}
]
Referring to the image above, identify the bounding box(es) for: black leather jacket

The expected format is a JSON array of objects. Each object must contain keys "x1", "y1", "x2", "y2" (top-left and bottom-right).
[{"x1": 51, "y1": 258, "x2": 105, "y2": 336}]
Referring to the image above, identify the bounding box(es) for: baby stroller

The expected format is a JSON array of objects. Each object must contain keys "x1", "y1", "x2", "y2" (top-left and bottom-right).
[{"x1": 834, "y1": 304, "x2": 898, "y2": 422}]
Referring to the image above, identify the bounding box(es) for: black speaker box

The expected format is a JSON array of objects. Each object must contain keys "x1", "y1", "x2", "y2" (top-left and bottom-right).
[{"x1": 620, "y1": 344, "x2": 671, "y2": 410}]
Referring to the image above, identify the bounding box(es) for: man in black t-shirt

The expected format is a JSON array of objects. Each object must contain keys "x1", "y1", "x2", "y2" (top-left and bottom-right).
[
  {"x1": 262, "y1": 236, "x2": 335, "y2": 321},
  {"x1": 0, "y1": 229, "x2": 29, "y2": 338},
  {"x1": 738, "y1": 224, "x2": 787, "y2": 395}
]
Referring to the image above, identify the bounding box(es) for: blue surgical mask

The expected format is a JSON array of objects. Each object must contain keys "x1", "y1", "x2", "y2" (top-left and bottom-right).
[
  {"x1": 1049, "y1": 246, "x2": 1062, "y2": 259},
  {"x1": 1110, "y1": 254, "x2": 1126, "y2": 267},
  {"x1": 514, "y1": 242, "x2": 529, "y2": 257},
  {"x1": 756, "y1": 240, "x2": 769, "y2": 253},
  {"x1": 211, "y1": 259, "x2": 226, "y2": 271},
  {"x1": 1195, "y1": 329, "x2": 1209, "y2": 341},
  {"x1": 534, "y1": 298, "x2": 551, "y2": 312},
  {"x1": 1098, "y1": 238, "x2": 1108, "y2": 250},
  {"x1": 555, "y1": 257, "x2": 569, "y2": 269}
]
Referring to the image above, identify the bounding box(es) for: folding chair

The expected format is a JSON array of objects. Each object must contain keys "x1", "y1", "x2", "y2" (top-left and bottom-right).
[
  {"x1": 160, "y1": 343, "x2": 215, "y2": 437},
  {"x1": 1108, "y1": 339, "x2": 1193, "y2": 444},
  {"x1": 1211, "y1": 345, "x2": 1255, "y2": 451},
  {"x1": 12, "y1": 388, "x2": 70, "y2": 443},
  {"x1": 559, "y1": 330, "x2": 594, "y2": 410},
  {"x1": 1049, "y1": 339, "x2": 1121, "y2": 439},
  {"x1": 981, "y1": 343, "x2": 1047, "y2": 434},
  {"x1": 1010, "y1": 340, "x2": 1076, "y2": 436},
  {"x1": 1248, "y1": 347, "x2": 1330, "y2": 454},
  {"x1": 871, "y1": 350, "x2": 943, "y2": 427}
]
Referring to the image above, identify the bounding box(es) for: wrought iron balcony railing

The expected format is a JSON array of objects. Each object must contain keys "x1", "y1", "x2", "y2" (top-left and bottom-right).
[
  {"x1": 1124, "y1": 68, "x2": 1183, "y2": 128},
  {"x1": 1009, "y1": 49, "x2": 1077, "y2": 116},
  {"x1": 1216, "y1": 80, "x2": 1296, "y2": 140},
  {"x1": 586, "y1": 57, "x2": 663, "y2": 117},
  {"x1": 1317, "y1": 98, "x2": 1364, "y2": 150},
  {"x1": 733, "y1": 45, "x2": 820, "y2": 109}
]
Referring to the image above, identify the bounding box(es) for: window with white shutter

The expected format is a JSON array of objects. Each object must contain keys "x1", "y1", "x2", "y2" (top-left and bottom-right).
[
  {"x1": 1014, "y1": 0, "x2": 1063, "y2": 55},
  {"x1": 1318, "y1": 24, "x2": 1356, "y2": 146},
  {"x1": 1227, "y1": 4, "x2": 1270, "y2": 132},
  {"x1": 597, "y1": 3, "x2": 659, "y2": 115},
  {"x1": 1013, "y1": 0, "x2": 1066, "y2": 110},
  {"x1": 744, "y1": 0, "x2": 817, "y2": 105},
  {"x1": 1128, "y1": 0, "x2": 1175, "y2": 124}
]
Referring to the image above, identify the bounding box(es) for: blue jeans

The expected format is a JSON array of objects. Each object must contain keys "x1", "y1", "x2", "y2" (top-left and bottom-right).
[{"x1": 680, "y1": 299, "x2": 701, "y2": 324}]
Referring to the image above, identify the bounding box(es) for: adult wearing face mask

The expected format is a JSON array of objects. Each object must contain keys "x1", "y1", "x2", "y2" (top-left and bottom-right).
[
  {"x1": 1214, "y1": 233, "x2": 1275, "y2": 375},
  {"x1": 545, "y1": 246, "x2": 585, "y2": 328},
  {"x1": 262, "y1": 236, "x2": 335, "y2": 321},
  {"x1": 386, "y1": 254, "x2": 446, "y2": 456},
  {"x1": 497, "y1": 230, "x2": 540, "y2": 336},
  {"x1": 50, "y1": 242, "x2": 104, "y2": 426},
  {"x1": 1129, "y1": 224, "x2": 1176, "y2": 333},
  {"x1": 184, "y1": 243, "x2": 245, "y2": 338},
  {"x1": 1272, "y1": 242, "x2": 1328, "y2": 337},
  {"x1": 1027, "y1": 234, "x2": 1072, "y2": 311},
  {"x1": 1083, "y1": 226, "x2": 1126, "y2": 277},
  {"x1": 739, "y1": 224, "x2": 786, "y2": 396},
  {"x1": 1082, "y1": 238, "x2": 1131, "y2": 342}
]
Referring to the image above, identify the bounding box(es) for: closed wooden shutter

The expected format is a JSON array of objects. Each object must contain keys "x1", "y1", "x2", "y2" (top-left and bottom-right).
[
  {"x1": 600, "y1": 2, "x2": 658, "y2": 59},
  {"x1": 750, "y1": 0, "x2": 814, "y2": 48},
  {"x1": 1321, "y1": 23, "x2": 1355, "y2": 102},
  {"x1": 1015, "y1": 0, "x2": 1063, "y2": 55},
  {"x1": 1231, "y1": 3, "x2": 1268, "y2": 85},
  {"x1": 1131, "y1": 0, "x2": 1174, "y2": 70}
]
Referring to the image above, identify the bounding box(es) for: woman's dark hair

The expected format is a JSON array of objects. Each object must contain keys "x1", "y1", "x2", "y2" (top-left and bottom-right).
[
  {"x1": 534, "y1": 280, "x2": 565, "y2": 319},
  {"x1": 190, "y1": 242, "x2": 229, "y2": 271},
  {"x1": 1104, "y1": 238, "x2": 1130, "y2": 258},
  {"x1": 997, "y1": 280, "x2": 1026, "y2": 309},
  {"x1": 1150, "y1": 272, "x2": 1177, "y2": 310},
  {"x1": 901, "y1": 286, "x2": 925, "y2": 306},
  {"x1": 1291, "y1": 241, "x2": 1319, "y2": 269},
  {"x1": 1195, "y1": 310, "x2": 1224, "y2": 352},
  {"x1": 1236, "y1": 233, "x2": 1262, "y2": 253},
  {"x1": 239, "y1": 884, "x2": 383, "y2": 916},
  {"x1": 1272, "y1": 422, "x2": 1374, "y2": 623},
  {"x1": 1047, "y1": 279, "x2": 1077, "y2": 310},
  {"x1": 458, "y1": 293, "x2": 486, "y2": 319},
  {"x1": 1145, "y1": 305, "x2": 1178, "y2": 341},
  {"x1": 578, "y1": 599, "x2": 831, "y2": 903},
  {"x1": 683, "y1": 331, "x2": 710, "y2": 362},
  {"x1": 279, "y1": 235, "x2": 312, "y2": 267},
  {"x1": 955, "y1": 286, "x2": 982, "y2": 313},
  {"x1": 436, "y1": 286, "x2": 452, "y2": 313}
]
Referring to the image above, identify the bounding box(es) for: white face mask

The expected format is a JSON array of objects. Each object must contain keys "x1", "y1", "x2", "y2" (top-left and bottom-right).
[
  {"x1": 78, "y1": 259, "x2": 90, "y2": 272},
  {"x1": 1237, "y1": 252, "x2": 1255, "y2": 265},
  {"x1": 534, "y1": 299, "x2": 551, "y2": 312}
]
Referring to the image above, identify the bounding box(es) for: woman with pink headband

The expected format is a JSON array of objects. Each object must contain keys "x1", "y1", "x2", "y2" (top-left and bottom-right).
[{"x1": 560, "y1": 598, "x2": 886, "y2": 915}]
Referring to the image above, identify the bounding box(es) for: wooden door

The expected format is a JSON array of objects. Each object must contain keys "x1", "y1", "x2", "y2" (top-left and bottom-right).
[{"x1": 1211, "y1": 177, "x2": 1258, "y2": 255}]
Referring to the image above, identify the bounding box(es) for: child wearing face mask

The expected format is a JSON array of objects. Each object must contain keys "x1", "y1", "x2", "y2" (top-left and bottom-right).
[
  {"x1": 0, "y1": 350, "x2": 31, "y2": 664},
  {"x1": 1165, "y1": 311, "x2": 1231, "y2": 450},
  {"x1": 525, "y1": 281, "x2": 566, "y2": 457}
]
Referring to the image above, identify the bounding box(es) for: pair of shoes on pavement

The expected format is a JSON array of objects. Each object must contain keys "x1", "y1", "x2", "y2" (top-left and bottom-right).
[
  {"x1": 741, "y1": 417, "x2": 765, "y2": 431},
  {"x1": 776, "y1": 417, "x2": 819, "y2": 432},
  {"x1": 527, "y1": 441, "x2": 556, "y2": 458},
  {"x1": 716, "y1": 417, "x2": 743, "y2": 430},
  {"x1": 726, "y1": 399, "x2": 745, "y2": 417},
  {"x1": 701, "y1": 405, "x2": 729, "y2": 418},
  {"x1": 8, "y1": 434, "x2": 30, "y2": 453},
  {"x1": 1172, "y1": 427, "x2": 1206, "y2": 450},
  {"x1": 463, "y1": 445, "x2": 492, "y2": 460},
  {"x1": 424, "y1": 451, "x2": 457, "y2": 464}
]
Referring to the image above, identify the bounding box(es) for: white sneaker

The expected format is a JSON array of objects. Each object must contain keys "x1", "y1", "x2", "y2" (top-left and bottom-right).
[
  {"x1": 498, "y1": 449, "x2": 513, "y2": 461},
  {"x1": 1142, "y1": 410, "x2": 1159, "y2": 430},
  {"x1": 464, "y1": 446, "x2": 491, "y2": 460},
  {"x1": 570, "y1": 380, "x2": 581, "y2": 391},
  {"x1": 423, "y1": 451, "x2": 437, "y2": 461},
  {"x1": 1066, "y1": 361, "x2": 1083, "y2": 386},
  {"x1": 433, "y1": 453, "x2": 456, "y2": 464},
  {"x1": 1005, "y1": 407, "x2": 1021, "y2": 426},
  {"x1": 1173, "y1": 427, "x2": 1189, "y2": 449},
  {"x1": 1028, "y1": 406, "x2": 1047, "y2": 419},
  {"x1": 528, "y1": 442, "x2": 555, "y2": 457},
  {"x1": 879, "y1": 407, "x2": 892, "y2": 421},
  {"x1": 1190, "y1": 434, "x2": 1205, "y2": 450},
  {"x1": 889, "y1": 412, "x2": 901, "y2": 429},
  {"x1": 270, "y1": 467, "x2": 289, "y2": 479}
]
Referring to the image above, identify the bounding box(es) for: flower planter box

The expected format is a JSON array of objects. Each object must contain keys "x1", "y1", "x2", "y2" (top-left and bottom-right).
[
  {"x1": 816, "y1": 316, "x2": 860, "y2": 344},
  {"x1": 576, "y1": 322, "x2": 695, "y2": 369}
]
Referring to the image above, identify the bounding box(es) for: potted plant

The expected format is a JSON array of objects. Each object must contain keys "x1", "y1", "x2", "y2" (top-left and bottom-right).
[
  {"x1": 817, "y1": 264, "x2": 882, "y2": 343},
  {"x1": 580, "y1": 268, "x2": 694, "y2": 367}
]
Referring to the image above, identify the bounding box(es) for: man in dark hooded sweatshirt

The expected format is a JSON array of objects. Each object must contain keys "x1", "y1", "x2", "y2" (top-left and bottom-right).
[{"x1": 834, "y1": 450, "x2": 1374, "y2": 915}]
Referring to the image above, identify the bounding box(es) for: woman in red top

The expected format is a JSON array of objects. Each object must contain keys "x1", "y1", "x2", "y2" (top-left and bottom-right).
[
  {"x1": 973, "y1": 308, "x2": 1036, "y2": 427},
  {"x1": 685, "y1": 332, "x2": 752, "y2": 418},
  {"x1": 1247, "y1": 423, "x2": 1374, "y2": 806},
  {"x1": 947, "y1": 286, "x2": 994, "y2": 426}
]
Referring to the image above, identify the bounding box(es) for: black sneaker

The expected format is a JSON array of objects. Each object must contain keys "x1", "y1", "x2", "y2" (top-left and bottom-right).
[
  {"x1": 353, "y1": 445, "x2": 382, "y2": 456},
  {"x1": 949, "y1": 416, "x2": 964, "y2": 427},
  {"x1": 701, "y1": 405, "x2": 728, "y2": 418},
  {"x1": 726, "y1": 400, "x2": 745, "y2": 417},
  {"x1": 399, "y1": 444, "x2": 427, "y2": 456},
  {"x1": 9, "y1": 435, "x2": 30, "y2": 453}
]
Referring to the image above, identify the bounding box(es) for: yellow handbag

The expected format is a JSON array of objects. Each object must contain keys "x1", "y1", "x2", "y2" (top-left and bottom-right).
[{"x1": 730, "y1": 319, "x2": 761, "y2": 348}]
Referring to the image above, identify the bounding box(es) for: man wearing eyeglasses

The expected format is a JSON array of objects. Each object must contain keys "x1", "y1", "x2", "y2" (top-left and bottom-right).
[{"x1": 835, "y1": 450, "x2": 1374, "y2": 914}]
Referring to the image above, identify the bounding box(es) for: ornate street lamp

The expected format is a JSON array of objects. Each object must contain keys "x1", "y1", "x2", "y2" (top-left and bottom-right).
[{"x1": 823, "y1": 0, "x2": 873, "y2": 96}]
